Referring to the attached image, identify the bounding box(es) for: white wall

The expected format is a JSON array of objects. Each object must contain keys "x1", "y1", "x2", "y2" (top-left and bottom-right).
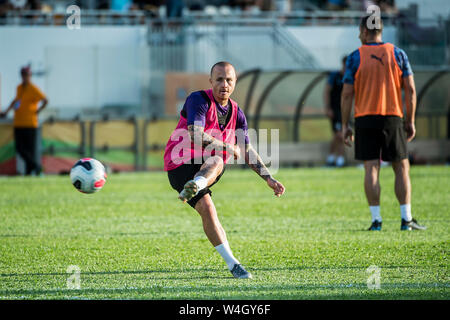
[
  {"x1": 0, "y1": 24, "x2": 398, "y2": 114},
  {"x1": 0, "y1": 26, "x2": 148, "y2": 111},
  {"x1": 287, "y1": 26, "x2": 397, "y2": 70},
  {"x1": 44, "y1": 46, "x2": 149, "y2": 110}
]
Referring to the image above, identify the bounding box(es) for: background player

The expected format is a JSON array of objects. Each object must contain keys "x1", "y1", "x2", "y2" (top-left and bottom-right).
[
  {"x1": 164, "y1": 61, "x2": 286, "y2": 278},
  {"x1": 0, "y1": 65, "x2": 48, "y2": 175},
  {"x1": 341, "y1": 16, "x2": 426, "y2": 231},
  {"x1": 324, "y1": 56, "x2": 347, "y2": 167}
]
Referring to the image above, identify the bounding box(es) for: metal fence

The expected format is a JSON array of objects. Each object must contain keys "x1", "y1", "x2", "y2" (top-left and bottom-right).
[
  {"x1": 398, "y1": 18, "x2": 450, "y2": 67},
  {"x1": 0, "y1": 10, "x2": 147, "y2": 26},
  {"x1": 147, "y1": 17, "x2": 320, "y2": 73},
  {"x1": 1, "y1": 9, "x2": 399, "y2": 26},
  {"x1": 2, "y1": 9, "x2": 448, "y2": 69},
  {"x1": 233, "y1": 69, "x2": 450, "y2": 142},
  {"x1": 2, "y1": 11, "x2": 448, "y2": 119},
  {"x1": 0, "y1": 117, "x2": 141, "y2": 175}
]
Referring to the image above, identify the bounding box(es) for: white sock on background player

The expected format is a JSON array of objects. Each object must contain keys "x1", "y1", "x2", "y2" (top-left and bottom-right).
[
  {"x1": 400, "y1": 204, "x2": 412, "y2": 222},
  {"x1": 193, "y1": 176, "x2": 208, "y2": 191},
  {"x1": 326, "y1": 154, "x2": 336, "y2": 164},
  {"x1": 215, "y1": 241, "x2": 240, "y2": 270},
  {"x1": 336, "y1": 156, "x2": 345, "y2": 167},
  {"x1": 370, "y1": 205, "x2": 382, "y2": 222}
]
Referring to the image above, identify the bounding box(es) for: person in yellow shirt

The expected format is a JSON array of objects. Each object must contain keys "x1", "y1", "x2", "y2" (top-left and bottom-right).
[{"x1": 0, "y1": 65, "x2": 48, "y2": 175}]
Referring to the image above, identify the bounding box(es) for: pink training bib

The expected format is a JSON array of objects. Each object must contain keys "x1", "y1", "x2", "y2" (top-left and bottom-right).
[{"x1": 163, "y1": 89, "x2": 238, "y2": 171}]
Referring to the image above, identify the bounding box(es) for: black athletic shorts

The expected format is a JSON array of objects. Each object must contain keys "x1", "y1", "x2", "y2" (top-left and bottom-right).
[
  {"x1": 331, "y1": 117, "x2": 342, "y2": 133},
  {"x1": 330, "y1": 108, "x2": 342, "y2": 133},
  {"x1": 355, "y1": 115, "x2": 408, "y2": 162},
  {"x1": 167, "y1": 163, "x2": 225, "y2": 208}
]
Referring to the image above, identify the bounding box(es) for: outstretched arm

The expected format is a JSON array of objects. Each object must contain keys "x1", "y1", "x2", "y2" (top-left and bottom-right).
[
  {"x1": 245, "y1": 143, "x2": 285, "y2": 197},
  {"x1": 0, "y1": 99, "x2": 17, "y2": 118}
]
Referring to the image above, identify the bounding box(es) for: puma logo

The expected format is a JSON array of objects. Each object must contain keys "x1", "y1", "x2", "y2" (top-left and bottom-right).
[{"x1": 371, "y1": 53, "x2": 385, "y2": 66}]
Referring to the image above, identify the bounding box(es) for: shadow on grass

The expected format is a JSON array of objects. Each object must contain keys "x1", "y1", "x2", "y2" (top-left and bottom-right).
[
  {"x1": 0, "y1": 268, "x2": 222, "y2": 278},
  {"x1": 2, "y1": 264, "x2": 444, "y2": 279},
  {"x1": 0, "y1": 282, "x2": 448, "y2": 300},
  {"x1": 0, "y1": 234, "x2": 36, "y2": 238},
  {"x1": 0, "y1": 231, "x2": 194, "y2": 238},
  {"x1": 1, "y1": 264, "x2": 433, "y2": 279}
]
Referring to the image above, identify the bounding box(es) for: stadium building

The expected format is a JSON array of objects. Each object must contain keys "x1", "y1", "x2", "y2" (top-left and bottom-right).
[{"x1": 0, "y1": 0, "x2": 449, "y2": 173}]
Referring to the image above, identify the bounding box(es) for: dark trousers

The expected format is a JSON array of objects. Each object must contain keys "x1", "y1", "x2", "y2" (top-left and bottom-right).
[{"x1": 14, "y1": 127, "x2": 41, "y2": 175}]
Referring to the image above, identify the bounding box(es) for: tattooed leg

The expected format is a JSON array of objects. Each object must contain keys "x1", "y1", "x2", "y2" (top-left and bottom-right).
[
  {"x1": 195, "y1": 155, "x2": 224, "y2": 186},
  {"x1": 178, "y1": 156, "x2": 224, "y2": 203}
]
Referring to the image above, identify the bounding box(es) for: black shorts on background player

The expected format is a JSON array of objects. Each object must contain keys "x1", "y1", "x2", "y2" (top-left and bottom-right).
[
  {"x1": 168, "y1": 162, "x2": 226, "y2": 208},
  {"x1": 355, "y1": 115, "x2": 408, "y2": 162},
  {"x1": 328, "y1": 71, "x2": 344, "y2": 133},
  {"x1": 331, "y1": 113, "x2": 342, "y2": 133},
  {"x1": 14, "y1": 127, "x2": 41, "y2": 175}
]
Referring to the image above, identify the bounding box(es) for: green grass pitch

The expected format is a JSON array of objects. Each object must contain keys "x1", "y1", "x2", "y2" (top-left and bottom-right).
[{"x1": 0, "y1": 166, "x2": 448, "y2": 299}]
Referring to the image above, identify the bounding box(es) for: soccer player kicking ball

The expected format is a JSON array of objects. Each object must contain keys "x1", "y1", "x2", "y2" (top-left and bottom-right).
[
  {"x1": 164, "y1": 62, "x2": 285, "y2": 279},
  {"x1": 341, "y1": 16, "x2": 426, "y2": 231}
]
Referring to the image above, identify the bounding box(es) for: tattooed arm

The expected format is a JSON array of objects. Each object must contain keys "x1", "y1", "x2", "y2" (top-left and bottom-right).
[
  {"x1": 187, "y1": 124, "x2": 240, "y2": 159},
  {"x1": 244, "y1": 143, "x2": 271, "y2": 180},
  {"x1": 245, "y1": 143, "x2": 285, "y2": 197}
]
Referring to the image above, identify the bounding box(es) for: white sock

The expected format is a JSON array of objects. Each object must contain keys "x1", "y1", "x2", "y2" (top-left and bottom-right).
[
  {"x1": 326, "y1": 154, "x2": 336, "y2": 163},
  {"x1": 193, "y1": 176, "x2": 208, "y2": 191},
  {"x1": 336, "y1": 156, "x2": 345, "y2": 167},
  {"x1": 215, "y1": 241, "x2": 240, "y2": 270},
  {"x1": 370, "y1": 206, "x2": 382, "y2": 222},
  {"x1": 400, "y1": 204, "x2": 412, "y2": 222}
]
